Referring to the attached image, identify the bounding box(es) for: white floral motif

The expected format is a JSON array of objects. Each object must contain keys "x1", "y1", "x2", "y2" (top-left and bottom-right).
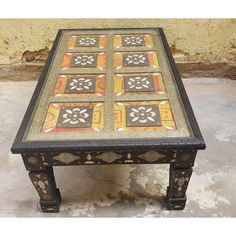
[
  {"x1": 125, "y1": 54, "x2": 146, "y2": 65},
  {"x1": 69, "y1": 78, "x2": 93, "y2": 91},
  {"x1": 127, "y1": 76, "x2": 150, "y2": 90},
  {"x1": 130, "y1": 106, "x2": 156, "y2": 123},
  {"x1": 124, "y1": 36, "x2": 143, "y2": 45},
  {"x1": 74, "y1": 55, "x2": 95, "y2": 66},
  {"x1": 62, "y1": 108, "x2": 89, "y2": 125},
  {"x1": 78, "y1": 37, "x2": 97, "y2": 46}
]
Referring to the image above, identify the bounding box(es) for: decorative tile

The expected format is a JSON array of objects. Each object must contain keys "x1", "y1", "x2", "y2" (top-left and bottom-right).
[
  {"x1": 122, "y1": 36, "x2": 145, "y2": 47},
  {"x1": 114, "y1": 101, "x2": 176, "y2": 132},
  {"x1": 126, "y1": 105, "x2": 162, "y2": 127},
  {"x1": 68, "y1": 35, "x2": 107, "y2": 49},
  {"x1": 114, "y1": 34, "x2": 154, "y2": 48},
  {"x1": 123, "y1": 53, "x2": 149, "y2": 67},
  {"x1": 42, "y1": 103, "x2": 104, "y2": 133},
  {"x1": 65, "y1": 77, "x2": 96, "y2": 94},
  {"x1": 52, "y1": 75, "x2": 105, "y2": 97},
  {"x1": 124, "y1": 75, "x2": 154, "y2": 92},
  {"x1": 114, "y1": 73, "x2": 166, "y2": 96},
  {"x1": 61, "y1": 53, "x2": 106, "y2": 70},
  {"x1": 76, "y1": 36, "x2": 99, "y2": 47},
  {"x1": 56, "y1": 106, "x2": 93, "y2": 128},
  {"x1": 113, "y1": 51, "x2": 159, "y2": 70},
  {"x1": 71, "y1": 54, "x2": 98, "y2": 68}
]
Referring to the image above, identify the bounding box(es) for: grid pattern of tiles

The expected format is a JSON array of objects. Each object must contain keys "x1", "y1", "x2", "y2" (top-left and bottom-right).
[{"x1": 41, "y1": 32, "x2": 176, "y2": 134}]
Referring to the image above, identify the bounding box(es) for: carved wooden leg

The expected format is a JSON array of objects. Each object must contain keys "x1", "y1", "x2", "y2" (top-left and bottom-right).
[
  {"x1": 167, "y1": 151, "x2": 196, "y2": 210},
  {"x1": 29, "y1": 167, "x2": 61, "y2": 213},
  {"x1": 167, "y1": 164, "x2": 192, "y2": 210}
]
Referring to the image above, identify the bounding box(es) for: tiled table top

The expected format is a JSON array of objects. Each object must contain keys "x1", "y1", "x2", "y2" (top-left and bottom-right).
[{"x1": 22, "y1": 29, "x2": 192, "y2": 142}]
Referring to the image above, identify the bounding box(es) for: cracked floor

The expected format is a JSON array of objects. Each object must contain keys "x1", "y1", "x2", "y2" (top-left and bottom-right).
[{"x1": 0, "y1": 77, "x2": 236, "y2": 217}]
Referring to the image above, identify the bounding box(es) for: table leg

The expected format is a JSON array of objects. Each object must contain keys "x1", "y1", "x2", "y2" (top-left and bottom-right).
[
  {"x1": 29, "y1": 166, "x2": 61, "y2": 213},
  {"x1": 167, "y1": 163, "x2": 193, "y2": 210}
]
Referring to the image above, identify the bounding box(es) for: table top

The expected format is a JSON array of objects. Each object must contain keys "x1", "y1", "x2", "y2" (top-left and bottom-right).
[{"x1": 12, "y1": 28, "x2": 205, "y2": 153}]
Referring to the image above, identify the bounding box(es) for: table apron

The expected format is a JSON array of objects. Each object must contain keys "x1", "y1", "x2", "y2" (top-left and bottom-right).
[{"x1": 22, "y1": 149, "x2": 197, "y2": 171}]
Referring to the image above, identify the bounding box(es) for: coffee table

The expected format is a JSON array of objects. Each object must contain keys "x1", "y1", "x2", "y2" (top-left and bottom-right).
[{"x1": 11, "y1": 28, "x2": 205, "y2": 212}]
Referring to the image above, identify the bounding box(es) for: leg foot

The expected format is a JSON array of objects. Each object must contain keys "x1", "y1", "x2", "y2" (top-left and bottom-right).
[
  {"x1": 166, "y1": 187, "x2": 186, "y2": 210},
  {"x1": 40, "y1": 188, "x2": 61, "y2": 213},
  {"x1": 29, "y1": 167, "x2": 61, "y2": 213}
]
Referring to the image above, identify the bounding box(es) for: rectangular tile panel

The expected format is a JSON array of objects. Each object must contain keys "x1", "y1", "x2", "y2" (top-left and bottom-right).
[
  {"x1": 113, "y1": 51, "x2": 159, "y2": 70},
  {"x1": 42, "y1": 102, "x2": 104, "y2": 133},
  {"x1": 114, "y1": 34, "x2": 154, "y2": 48},
  {"x1": 114, "y1": 100, "x2": 176, "y2": 132},
  {"x1": 61, "y1": 52, "x2": 106, "y2": 70},
  {"x1": 114, "y1": 73, "x2": 166, "y2": 96},
  {"x1": 52, "y1": 74, "x2": 105, "y2": 97},
  {"x1": 68, "y1": 35, "x2": 107, "y2": 49}
]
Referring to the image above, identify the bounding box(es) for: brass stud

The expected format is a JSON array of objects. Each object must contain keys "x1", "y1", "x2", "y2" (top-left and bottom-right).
[{"x1": 87, "y1": 154, "x2": 92, "y2": 160}]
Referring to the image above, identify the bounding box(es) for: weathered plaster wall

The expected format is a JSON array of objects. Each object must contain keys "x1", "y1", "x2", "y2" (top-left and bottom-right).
[{"x1": 0, "y1": 19, "x2": 235, "y2": 79}]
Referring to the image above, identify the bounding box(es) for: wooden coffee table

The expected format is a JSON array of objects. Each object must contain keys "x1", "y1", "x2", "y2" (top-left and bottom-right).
[{"x1": 11, "y1": 28, "x2": 205, "y2": 213}]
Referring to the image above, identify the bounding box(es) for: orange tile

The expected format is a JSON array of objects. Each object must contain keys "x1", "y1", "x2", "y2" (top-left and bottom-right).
[
  {"x1": 113, "y1": 51, "x2": 159, "y2": 70},
  {"x1": 114, "y1": 101, "x2": 176, "y2": 132},
  {"x1": 42, "y1": 102, "x2": 104, "y2": 133},
  {"x1": 114, "y1": 73, "x2": 166, "y2": 96},
  {"x1": 67, "y1": 35, "x2": 107, "y2": 49},
  {"x1": 114, "y1": 34, "x2": 154, "y2": 48},
  {"x1": 52, "y1": 74, "x2": 105, "y2": 97},
  {"x1": 61, "y1": 53, "x2": 106, "y2": 70}
]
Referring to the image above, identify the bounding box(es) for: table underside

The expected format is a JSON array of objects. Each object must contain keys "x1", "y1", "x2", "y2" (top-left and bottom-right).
[{"x1": 23, "y1": 29, "x2": 192, "y2": 142}]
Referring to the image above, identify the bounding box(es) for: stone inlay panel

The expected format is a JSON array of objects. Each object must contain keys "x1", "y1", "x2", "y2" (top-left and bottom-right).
[
  {"x1": 61, "y1": 53, "x2": 106, "y2": 70},
  {"x1": 71, "y1": 54, "x2": 98, "y2": 68},
  {"x1": 56, "y1": 106, "x2": 93, "y2": 128},
  {"x1": 123, "y1": 53, "x2": 149, "y2": 67},
  {"x1": 67, "y1": 35, "x2": 107, "y2": 49},
  {"x1": 126, "y1": 105, "x2": 162, "y2": 127},
  {"x1": 114, "y1": 73, "x2": 166, "y2": 96},
  {"x1": 42, "y1": 103, "x2": 104, "y2": 133},
  {"x1": 114, "y1": 34, "x2": 154, "y2": 48},
  {"x1": 123, "y1": 75, "x2": 155, "y2": 92},
  {"x1": 114, "y1": 101, "x2": 176, "y2": 132},
  {"x1": 121, "y1": 36, "x2": 145, "y2": 47},
  {"x1": 113, "y1": 51, "x2": 159, "y2": 69},
  {"x1": 65, "y1": 76, "x2": 96, "y2": 94},
  {"x1": 76, "y1": 37, "x2": 99, "y2": 47},
  {"x1": 52, "y1": 75, "x2": 105, "y2": 97}
]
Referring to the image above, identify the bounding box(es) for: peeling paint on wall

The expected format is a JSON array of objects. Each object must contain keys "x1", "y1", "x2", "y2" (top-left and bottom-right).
[
  {"x1": 0, "y1": 19, "x2": 236, "y2": 80},
  {"x1": 0, "y1": 19, "x2": 235, "y2": 66},
  {"x1": 21, "y1": 48, "x2": 49, "y2": 63}
]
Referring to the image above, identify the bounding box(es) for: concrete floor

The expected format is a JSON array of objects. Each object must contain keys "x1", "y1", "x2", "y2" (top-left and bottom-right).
[{"x1": 0, "y1": 78, "x2": 236, "y2": 217}]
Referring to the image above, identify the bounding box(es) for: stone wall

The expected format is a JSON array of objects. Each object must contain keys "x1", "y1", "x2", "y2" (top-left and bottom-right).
[{"x1": 0, "y1": 19, "x2": 235, "y2": 79}]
